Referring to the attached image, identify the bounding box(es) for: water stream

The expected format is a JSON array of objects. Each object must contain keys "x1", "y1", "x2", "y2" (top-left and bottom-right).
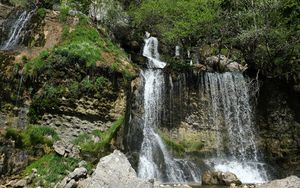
[
  {"x1": 202, "y1": 72, "x2": 268, "y2": 183},
  {"x1": 1, "y1": 10, "x2": 33, "y2": 50},
  {"x1": 135, "y1": 36, "x2": 268, "y2": 184},
  {"x1": 137, "y1": 37, "x2": 200, "y2": 182}
]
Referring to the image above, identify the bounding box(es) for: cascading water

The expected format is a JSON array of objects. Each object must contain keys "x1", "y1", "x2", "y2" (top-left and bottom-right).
[
  {"x1": 203, "y1": 72, "x2": 268, "y2": 183},
  {"x1": 1, "y1": 10, "x2": 33, "y2": 50},
  {"x1": 137, "y1": 36, "x2": 200, "y2": 182}
]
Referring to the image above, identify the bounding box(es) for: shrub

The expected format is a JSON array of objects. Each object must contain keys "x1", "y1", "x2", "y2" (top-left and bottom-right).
[
  {"x1": 37, "y1": 8, "x2": 46, "y2": 18},
  {"x1": 129, "y1": 0, "x2": 221, "y2": 46},
  {"x1": 60, "y1": 6, "x2": 70, "y2": 22},
  {"x1": 55, "y1": 41, "x2": 102, "y2": 67}
]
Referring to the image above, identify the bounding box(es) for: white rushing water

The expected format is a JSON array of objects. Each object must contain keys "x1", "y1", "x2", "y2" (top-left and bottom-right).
[
  {"x1": 142, "y1": 37, "x2": 166, "y2": 69},
  {"x1": 203, "y1": 72, "x2": 268, "y2": 183},
  {"x1": 138, "y1": 36, "x2": 200, "y2": 182},
  {"x1": 1, "y1": 10, "x2": 33, "y2": 50}
]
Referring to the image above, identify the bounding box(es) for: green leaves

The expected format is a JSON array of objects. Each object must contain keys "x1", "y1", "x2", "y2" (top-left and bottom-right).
[{"x1": 130, "y1": 0, "x2": 222, "y2": 45}]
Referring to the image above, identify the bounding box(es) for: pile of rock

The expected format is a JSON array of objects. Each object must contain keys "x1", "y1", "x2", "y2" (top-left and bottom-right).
[
  {"x1": 3, "y1": 168, "x2": 37, "y2": 188},
  {"x1": 53, "y1": 140, "x2": 80, "y2": 158},
  {"x1": 202, "y1": 170, "x2": 242, "y2": 186},
  {"x1": 55, "y1": 167, "x2": 88, "y2": 188}
]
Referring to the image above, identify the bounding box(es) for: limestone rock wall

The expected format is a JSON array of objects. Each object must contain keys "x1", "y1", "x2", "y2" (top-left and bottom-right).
[{"x1": 256, "y1": 79, "x2": 300, "y2": 178}]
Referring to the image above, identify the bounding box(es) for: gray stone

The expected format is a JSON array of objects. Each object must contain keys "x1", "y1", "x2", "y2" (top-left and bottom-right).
[
  {"x1": 86, "y1": 150, "x2": 152, "y2": 188},
  {"x1": 13, "y1": 179, "x2": 27, "y2": 187},
  {"x1": 256, "y1": 176, "x2": 300, "y2": 188},
  {"x1": 53, "y1": 140, "x2": 80, "y2": 158},
  {"x1": 68, "y1": 167, "x2": 87, "y2": 180},
  {"x1": 202, "y1": 171, "x2": 241, "y2": 186},
  {"x1": 54, "y1": 177, "x2": 68, "y2": 188},
  {"x1": 65, "y1": 179, "x2": 76, "y2": 188},
  {"x1": 78, "y1": 160, "x2": 87, "y2": 167},
  {"x1": 221, "y1": 172, "x2": 242, "y2": 186},
  {"x1": 53, "y1": 141, "x2": 65, "y2": 156}
]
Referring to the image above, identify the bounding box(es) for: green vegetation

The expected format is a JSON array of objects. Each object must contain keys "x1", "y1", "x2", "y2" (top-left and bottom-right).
[
  {"x1": 130, "y1": 0, "x2": 221, "y2": 46},
  {"x1": 159, "y1": 130, "x2": 204, "y2": 157},
  {"x1": 74, "y1": 116, "x2": 124, "y2": 158},
  {"x1": 130, "y1": 0, "x2": 300, "y2": 79},
  {"x1": 23, "y1": 153, "x2": 80, "y2": 187},
  {"x1": 159, "y1": 130, "x2": 185, "y2": 156},
  {"x1": 37, "y1": 8, "x2": 46, "y2": 18},
  {"x1": 5, "y1": 125, "x2": 59, "y2": 149},
  {"x1": 25, "y1": 15, "x2": 132, "y2": 76},
  {"x1": 59, "y1": 5, "x2": 70, "y2": 22},
  {"x1": 23, "y1": 14, "x2": 135, "y2": 122}
]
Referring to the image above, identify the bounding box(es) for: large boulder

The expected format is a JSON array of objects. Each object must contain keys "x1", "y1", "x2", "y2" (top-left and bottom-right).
[
  {"x1": 202, "y1": 170, "x2": 242, "y2": 186},
  {"x1": 84, "y1": 150, "x2": 152, "y2": 188},
  {"x1": 256, "y1": 176, "x2": 300, "y2": 188},
  {"x1": 206, "y1": 55, "x2": 247, "y2": 72}
]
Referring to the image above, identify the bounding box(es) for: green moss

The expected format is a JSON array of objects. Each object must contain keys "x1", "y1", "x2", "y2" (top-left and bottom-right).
[
  {"x1": 23, "y1": 153, "x2": 79, "y2": 187},
  {"x1": 158, "y1": 130, "x2": 185, "y2": 156},
  {"x1": 74, "y1": 116, "x2": 124, "y2": 158},
  {"x1": 158, "y1": 129, "x2": 204, "y2": 156}
]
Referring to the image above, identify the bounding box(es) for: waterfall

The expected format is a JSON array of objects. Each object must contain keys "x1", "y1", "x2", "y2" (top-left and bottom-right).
[
  {"x1": 142, "y1": 37, "x2": 166, "y2": 69},
  {"x1": 1, "y1": 10, "x2": 33, "y2": 50},
  {"x1": 203, "y1": 72, "x2": 268, "y2": 183},
  {"x1": 137, "y1": 37, "x2": 200, "y2": 182}
]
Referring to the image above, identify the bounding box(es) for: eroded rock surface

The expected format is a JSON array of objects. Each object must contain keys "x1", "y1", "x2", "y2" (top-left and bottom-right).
[{"x1": 83, "y1": 150, "x2": 152, "y2": 188}]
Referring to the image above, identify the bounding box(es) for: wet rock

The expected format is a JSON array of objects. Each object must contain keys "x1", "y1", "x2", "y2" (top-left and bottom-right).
[
  {"x1": 257, "y1": 80, "x2": 300, "y2": 177},
  {"x1": 256, "y1": 176, "x2": 300, "y2": 188},
  {"x1": 202, "y1": 170, "x2": 241, "y2": 186},
  {"x1": 222, "y1": 172, "x2": 242, "y2": 185},
  {"x1": 86, "y1": 150, "x2": 152, "y2": 188}
]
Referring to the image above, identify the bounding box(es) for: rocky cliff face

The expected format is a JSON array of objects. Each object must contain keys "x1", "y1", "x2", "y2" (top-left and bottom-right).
[
  {"x1": 256, "y1": 79, "x2": 300, "y2": 178},
  {"x1": 125, "y1": 70, "x2": 300, "y2": 179},
  {"x1": 0, "y1": 3, "x2": 134, "y2": 182}
]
